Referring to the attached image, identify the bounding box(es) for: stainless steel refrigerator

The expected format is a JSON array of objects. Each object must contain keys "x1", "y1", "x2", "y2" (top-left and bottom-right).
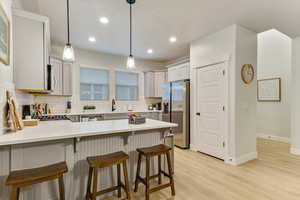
[{"x1": 162, "y1": 80, "x2": 190, "y2": 149}]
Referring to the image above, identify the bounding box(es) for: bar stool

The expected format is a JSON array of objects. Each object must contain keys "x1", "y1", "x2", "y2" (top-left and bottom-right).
[
  {"x1": 86, "y1": 151, "x2": 131, "y2": 200},
  {"x1": 6, "y1": 161, "x2": 68, "y2": 200},
  {"x1": 134, "y1": 144, "x2": 175, "y2": 200}
]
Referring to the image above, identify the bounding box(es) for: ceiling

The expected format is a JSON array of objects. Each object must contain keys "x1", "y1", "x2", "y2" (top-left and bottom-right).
[{"x1": 21, "y1": 0, "x2": 300, "y2": 62}]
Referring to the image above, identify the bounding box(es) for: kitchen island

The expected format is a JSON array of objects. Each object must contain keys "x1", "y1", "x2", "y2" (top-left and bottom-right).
[{"x1": 0, "y1": 119, "x2": 177, "y2": 200}]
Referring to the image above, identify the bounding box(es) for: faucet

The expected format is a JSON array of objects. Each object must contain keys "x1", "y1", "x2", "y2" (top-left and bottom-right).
[{"x1": 112, "y1": 99, "x2": 116, "y2": 112}]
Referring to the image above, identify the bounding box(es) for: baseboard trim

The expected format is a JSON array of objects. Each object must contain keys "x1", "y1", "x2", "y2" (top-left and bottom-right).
[
  {"x1": 189, "y1": 144, "x2": 198, "y2": 152},
  {"x1": 257, "y1": 134, "x2": 290, "y2": 143},
  {"x1": 228, "y1": 152, "x2": 258, "y2": 166},
  {"x1": 290, "y1": 147, "x2": 300, "y2": 155}
]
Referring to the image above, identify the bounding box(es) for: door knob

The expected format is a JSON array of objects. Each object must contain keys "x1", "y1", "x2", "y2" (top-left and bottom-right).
[{"x1": 196, "y1": 112, "x2": 201, "y2": 116}]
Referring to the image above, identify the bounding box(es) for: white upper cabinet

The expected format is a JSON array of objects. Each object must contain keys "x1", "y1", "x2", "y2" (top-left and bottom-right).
[
  {"x1": 154, "y1": 71, "x2": 166, "y2": 97},
  {"x1": 167, "y1": 63, "x2": 190, "y2": 82},
  {"x1": 50, "y1": 58, "x2": 63, "y2": 95},
  {"x1": 49, "y1": 57, "x2": 73, "y2": 96},
  {"x1": 13, "y1": 9, "x2": 50, "y2": 91},
  {"x1": 144, "y1": 71, "x2": 155, "y2": 98},
  {"x1": 144, "y1": 71, "x2": 166, "y2": 98},
  {"x1": 63, "y1": 62, "x2": 73, "y2": 96}
]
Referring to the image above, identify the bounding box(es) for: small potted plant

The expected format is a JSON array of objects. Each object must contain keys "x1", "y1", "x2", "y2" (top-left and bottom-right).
[{"x1": 83, "y1": 105, "x2": 96, "y2": 113}]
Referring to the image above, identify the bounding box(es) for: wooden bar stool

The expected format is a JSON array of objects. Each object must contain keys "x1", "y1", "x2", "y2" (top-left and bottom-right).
[
  {"x1": 86, "y1": 151, "x2": 131, "y2": 200},
  {"x1": 6, "y1": 161, "x2": 68, "y2": 200},
  {"x1": 134, "y1": 144, "x2": 175, "y2": 200}
]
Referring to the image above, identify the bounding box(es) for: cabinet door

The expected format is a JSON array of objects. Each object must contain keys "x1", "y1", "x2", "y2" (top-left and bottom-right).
[
  {"x1": 63, "y1": 62, "x2": 73, "y2": 96},
  {"x1": 13, "y1": 15, "x2": 45, "y2": 90},
  {"x1": 167, "y1": 63, "x2": 190, "y2": 82},
  {"x1": 144, "y1": 72, "x2": 155, "y2": 98},
  {"x1": 177, "y1": 64, "x2": 190, "y2": 80},
  {"x1": 154, "y1": 72, "x2": 166, "y2": 97},
  {"x1": 50, "y1": 58, "x2": 63, "y2": 95},
  {"x1": 167, "y1": 67, "x2": 177, "y2": 82}
]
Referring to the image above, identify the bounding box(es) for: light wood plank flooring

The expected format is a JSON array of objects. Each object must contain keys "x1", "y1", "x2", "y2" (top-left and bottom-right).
[{"x1": 105, "y1": 139, "x2": 300, "y2": 200}]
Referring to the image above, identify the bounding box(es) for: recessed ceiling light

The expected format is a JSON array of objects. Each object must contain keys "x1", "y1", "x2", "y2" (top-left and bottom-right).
[
  {"x1": 169, "y1": 36, "x2": 177, "y2": 43},
  {"x1": 147, "y1": 49, "x2": 153, "y2": 54},
  {"x1": 88, "y1": 37, "x2": 96, "y2": 42},
  {"x1": 99, "y1": 17, "x2": 109, "y2": 24}
]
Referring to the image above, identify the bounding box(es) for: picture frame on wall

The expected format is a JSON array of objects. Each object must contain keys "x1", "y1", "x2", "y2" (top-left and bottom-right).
[
  {"x1": 0, "y1": 3, "x2": 10, "y2": 65},
  {"x1": 257, "y1": 78, "x2": 281, "y2": 102}
]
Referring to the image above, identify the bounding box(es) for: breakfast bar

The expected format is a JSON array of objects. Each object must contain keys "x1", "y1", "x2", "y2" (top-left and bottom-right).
[{"x1": 0, "y1": 119, "x2": 177, "y2": 200}]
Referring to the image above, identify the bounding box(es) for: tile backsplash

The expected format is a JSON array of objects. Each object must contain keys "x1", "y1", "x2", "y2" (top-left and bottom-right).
[
  {"x1": 15, "y1": 91, "x2": 162, "y2": 115},
  {"x1": 16, "y1": 92, "x2": 71, "y2": 114}
]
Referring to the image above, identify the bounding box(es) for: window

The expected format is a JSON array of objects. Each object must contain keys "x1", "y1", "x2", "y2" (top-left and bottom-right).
[
  {"x1": 80, "y1": 67, "x2": 109, "y2": 100},
  {"x1": 115, "y1": 71, "x2": 139, "y2": 100}
]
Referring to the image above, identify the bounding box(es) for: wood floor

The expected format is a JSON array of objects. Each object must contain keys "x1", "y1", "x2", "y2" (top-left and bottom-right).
[{"x1": 105, "y1": 139, "x2": 300, "y2": 200}]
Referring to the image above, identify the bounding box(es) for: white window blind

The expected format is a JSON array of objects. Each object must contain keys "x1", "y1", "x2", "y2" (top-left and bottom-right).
[
  {"x1": 80, "y1": 68, "x2": 109, "y2": 100},
  {"x1": 115, "y1": 71, "x2": 139, "y2": 100}
]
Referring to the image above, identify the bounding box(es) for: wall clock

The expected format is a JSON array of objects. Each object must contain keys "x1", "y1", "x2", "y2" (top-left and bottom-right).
[{"x1": 241, "y1": 64, "x2": 254, "y2": 84}]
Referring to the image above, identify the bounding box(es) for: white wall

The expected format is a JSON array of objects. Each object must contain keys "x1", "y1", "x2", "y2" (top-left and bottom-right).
[
  {"x1": 291, "y1": 37, "x2": 300, "y2": 154},
  {"x1": 257, "y1": 30, "x2": 292, "y2": 142},
  {"x1": 235, "y1": 26, "x2": 257, "y2": 159},
  {"x1": 25, "y1": 45, "x2": 165, "y2": 113},
  {"x1": 190, "y1": 25, "x2": 257, "y2": 165},
  {"x1": 0, "y1": 0, "x2": 14, "y2": 135},
  {"x1": 190, "y1": 25, "x2": 236, "y2": 160}
]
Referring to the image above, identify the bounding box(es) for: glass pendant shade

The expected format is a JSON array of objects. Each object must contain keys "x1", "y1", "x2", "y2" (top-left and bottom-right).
[
  {"x1": 63, "y1": 44, "x2": 75, "y2": 62},
  {"x1": 127, "y1": 55, "x2": 135, "y2": 69}
]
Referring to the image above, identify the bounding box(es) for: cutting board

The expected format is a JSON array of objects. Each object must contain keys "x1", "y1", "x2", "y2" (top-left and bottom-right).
[{"x1": 6, "y1": 91, "x2": 24, "y2": 131}]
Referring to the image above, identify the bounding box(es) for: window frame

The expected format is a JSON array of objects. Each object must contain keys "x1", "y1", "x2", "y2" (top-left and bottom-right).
[
  {"x1": 80, "y1": 66, "x2": 110, "y2": 101},
  {"x1": 115, "y1": 70, "x2": 139, "y2": 101}
]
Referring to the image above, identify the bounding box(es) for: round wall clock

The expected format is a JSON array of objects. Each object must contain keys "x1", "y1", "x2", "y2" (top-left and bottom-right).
[{"x1": 241, "y1": 64, "x2": 254, "y2": 84}]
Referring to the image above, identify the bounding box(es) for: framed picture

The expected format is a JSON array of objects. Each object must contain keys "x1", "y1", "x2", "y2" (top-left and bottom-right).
[
  {"x1": 0, "y1": 4, "x2": 10, "y2": 65},
  {"x1": 257, "y1": 78, "x2": 281, "y2": 102}
]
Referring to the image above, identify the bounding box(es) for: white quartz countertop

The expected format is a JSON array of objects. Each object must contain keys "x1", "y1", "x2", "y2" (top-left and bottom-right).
[
  {"x1": 43, "y1": 110, "x2": 162, "y2": 116},
  {"x1": 0, "y1": 119, "x2": 177, "y2": 147}
]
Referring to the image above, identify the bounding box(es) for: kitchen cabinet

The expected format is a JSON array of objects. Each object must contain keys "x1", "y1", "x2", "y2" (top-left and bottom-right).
[
  {"x1": 154, "y1": 71, "x2": 166, "y2": 97},
  {"x1": 13, "y1": 9, "x2": 50, "y2": 92},
  {"x1": 144, "y1": 71, "x2": 166, "y2": 98},
  {"x1": 50, "y1": 58, "x2": 63, "y2": 95},
  {"x1": 49, "y1": 57, "x2": 73, "y2": 96},
  {"x1": 167, "y1": 63, "x2": 190, "y2": 82},
  {"x1": 62, "y1": 62, "x2": 73, "y2": 96},
  {"x1": 144, "y1": 72, "x2": 155, "y2": 97}
]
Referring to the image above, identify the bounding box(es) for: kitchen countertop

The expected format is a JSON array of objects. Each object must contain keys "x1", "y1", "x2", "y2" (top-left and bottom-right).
[
  {"x1": 43, "y1": 110, "x2": 163, "y2": 116},
  {"x1": 0, "y1": 119, "x2": 177, "y2": 147}
]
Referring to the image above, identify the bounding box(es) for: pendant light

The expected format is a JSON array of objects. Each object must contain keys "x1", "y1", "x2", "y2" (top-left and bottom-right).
[
  {"x1": 63, "y1": 0, "x2": 75, "y2": 61},
  {"x1": 126, "y1": 0, "x2": 136, "y2": 69}
]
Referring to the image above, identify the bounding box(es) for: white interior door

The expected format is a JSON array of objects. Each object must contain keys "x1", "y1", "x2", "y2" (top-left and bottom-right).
[{"x1": 195, "y1": 62, "x2": 227, "y2": 159}]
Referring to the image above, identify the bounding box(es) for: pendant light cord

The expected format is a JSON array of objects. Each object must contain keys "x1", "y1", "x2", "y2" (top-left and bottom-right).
[
  {"x1": 67, "y1": 0, "x2": 70, "y2": 45},
  {"x1": 130, "y1": 3, "x2": 132, "y2": 56}
]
